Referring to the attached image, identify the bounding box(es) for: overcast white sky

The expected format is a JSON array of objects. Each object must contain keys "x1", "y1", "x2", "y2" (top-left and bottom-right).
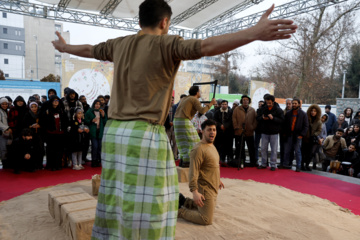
[{"x1": 59, "y1": 0, "x2": 359, "y2": 77}]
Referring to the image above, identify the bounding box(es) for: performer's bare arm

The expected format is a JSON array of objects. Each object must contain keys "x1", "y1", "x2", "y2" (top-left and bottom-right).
[
  {"x1": 200, "y1": 4, "x2": 297, "y2": 57},
  {"x1": 52, "y1": 32, "x2": 93, "y2": 58}
]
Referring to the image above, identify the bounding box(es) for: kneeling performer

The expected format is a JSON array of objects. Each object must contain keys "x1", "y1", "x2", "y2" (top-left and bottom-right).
[{"x1": 178, "y1": 119, "x2": 224, "y2": 225}]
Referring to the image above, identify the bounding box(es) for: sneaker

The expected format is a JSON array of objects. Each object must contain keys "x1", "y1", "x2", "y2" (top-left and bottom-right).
[
  {"x1": 73, "y1": 165, "x2": 80, "y2": 170},
  {"x1": 270, "y1": 167, "x2": 276, "y2": 171},
  {"x1": 179, "y1": 193, "x2": 186, "y2": 209},
  {"x1": 257, "y1": 165, "x2": 267, "y2": 169},
  {"x1": 295, "y1": 168, "x2": 301, "y2": 172},
  {"x1": 78, "y1": 164, "x2": 84, "y2": 170}
]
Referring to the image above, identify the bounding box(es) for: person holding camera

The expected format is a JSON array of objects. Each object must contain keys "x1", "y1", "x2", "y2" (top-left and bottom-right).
[
  {"x1": 281, "y1": 98, "x2": 308, "y2": 172},
  {"x1": 256, "y1": 95, "x2": 284, "y2": 171},
  {"x1": 232, "y1": 95, "x2": 257, "y2": 167}
]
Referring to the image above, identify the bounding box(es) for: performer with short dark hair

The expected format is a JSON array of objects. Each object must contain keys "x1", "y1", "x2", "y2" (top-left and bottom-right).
[
  {"x1": 178, "y1": 119, "x2": 224, "y2": 225},
  {"x1": 52, "y1": 0, "x2": 297, "y2": 238}
]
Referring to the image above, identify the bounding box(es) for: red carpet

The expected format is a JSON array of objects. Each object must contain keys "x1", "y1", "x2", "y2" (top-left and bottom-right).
[
  {"x1": 1, "y1": 164, "x2": 359, "y2": 216},
  {"x1": 0, "y1": 162, "x2": 101, "y2": 202}
]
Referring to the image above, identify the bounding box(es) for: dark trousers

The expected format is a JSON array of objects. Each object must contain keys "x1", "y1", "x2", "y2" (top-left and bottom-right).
[
  {"x1": 322, "y1": 156, "x2": 336, "y2": 171},
  {"x1": 254, "y1": 132, "x2": 261, "y2": 162},
  {"x1": 279, "y1": 134, "x2": 286, "y2": 166},
  {"x1": 302, "y1": 141, "x2": 318, "y2": 168},
  {"x1": 82, "y1": 136, "x2": 90, "y2": 160},
  {"x1": 235, "y1": 135, "x2": 256, "y2": 165},
  {"x1": 91, "y1": 137, "x2": 102, "y2": 165},
  {"x1": 46, "y1": 133, "x2": 64, "y2": 169},
  {"x1": 215, "y1": 132, "x2": 233, "y2": 161}
]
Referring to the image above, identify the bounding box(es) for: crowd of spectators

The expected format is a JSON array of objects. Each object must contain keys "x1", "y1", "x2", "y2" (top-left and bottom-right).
[
  {"x1": 165, "y1": 94, "x2": 360, "y2": 178},
  {"x1": 0, "y1": 87, "x2": 110, "y2": 174}
]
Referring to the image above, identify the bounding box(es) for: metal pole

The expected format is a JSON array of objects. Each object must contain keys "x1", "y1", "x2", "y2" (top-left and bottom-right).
[
  {"x1": 342, "y1": 70, "x2": 346, "y2": 98},
  {"x1": 33, "y1": 35, "x2": 38, "y2": 79}
]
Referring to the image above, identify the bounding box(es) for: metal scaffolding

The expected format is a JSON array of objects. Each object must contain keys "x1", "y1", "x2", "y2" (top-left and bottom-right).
[
  {"x1": 206, "y1": 0, "x2": 352, "y2": 36},
  {"x1": 0, "y1": 0, "x2": 354, "y2": 39},
  {"x1": 100, "y1": 0, "x2": 123, "y2": 16},
  {"x1": 194, "y1": 0, "x2": 264, "y2": 32},
  {"x1": 170, "y1": 0, "x2": 220, "y2": 26}
]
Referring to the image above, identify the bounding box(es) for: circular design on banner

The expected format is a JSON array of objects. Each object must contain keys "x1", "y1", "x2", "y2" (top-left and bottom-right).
[
  {"x1": 253, "y1": 87, "x2": 269, "y2": 108},
  {"x1": 68, "y1": 69, "x2": 110, "y2": 105}
]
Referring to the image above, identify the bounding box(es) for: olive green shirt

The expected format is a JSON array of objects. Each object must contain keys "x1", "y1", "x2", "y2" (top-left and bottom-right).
[
  {"x1": 189, "y1": 142, "x2": 220, "y2": 196},
  {"x1": 91, "y1": 31, "x2": 202, "y2": 125},
  {"x1": 174, "y1": 96, "x2": 210, "y2": 120}
]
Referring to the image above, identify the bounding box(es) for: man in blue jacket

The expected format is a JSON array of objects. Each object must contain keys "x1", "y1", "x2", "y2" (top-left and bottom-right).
[{"x1": 325, "y1": 105, "x2": 337, "y2": 136}]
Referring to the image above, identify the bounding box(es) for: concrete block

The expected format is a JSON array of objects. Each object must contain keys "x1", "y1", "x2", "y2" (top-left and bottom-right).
[
  {"x1": 53, "y1": 193, "x2": 94, "y2": 225},
  {"x1": 67, "y1": 208, "x2": 96, "y2": 240},
  {"x1": 48, "y1": 188, "x2": 86, "y2": 218}
]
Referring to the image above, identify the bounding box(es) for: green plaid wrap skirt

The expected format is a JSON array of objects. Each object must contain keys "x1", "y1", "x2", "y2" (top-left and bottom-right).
[
  {"x1": 91, "y1": 120, "x2": 179, "y2": 240},
  {"x1": 173, "y1": 118, "x2": 200, "y2": 163}
]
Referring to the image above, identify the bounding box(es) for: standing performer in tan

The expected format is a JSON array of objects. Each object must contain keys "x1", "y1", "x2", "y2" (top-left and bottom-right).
[
  {"x1": 174, "y1": 85, "x2": 216, "y2": 168},
  {"x1": 52, "y1": 0, "x2": 297, "y2": 238}
]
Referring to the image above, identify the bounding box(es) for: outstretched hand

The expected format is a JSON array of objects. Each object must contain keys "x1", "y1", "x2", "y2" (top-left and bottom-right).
[
  {"x1": 253, "y1": 4, "x2": 297, "y2": 41},
  {"x1": 52, "y1": 31, "x2": 67, "y2": 52}
]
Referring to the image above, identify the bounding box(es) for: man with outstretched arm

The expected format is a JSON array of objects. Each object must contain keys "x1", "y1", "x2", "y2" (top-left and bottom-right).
[
  {"x1": 178, "y1": 119, "x2": 224, "y2": 225},
  {"x1": 52, "y1": 0, "x2": 297, "y2": 239},
  {"x1": 174, "y1": 85, "x2": 216, "y2": 168}
]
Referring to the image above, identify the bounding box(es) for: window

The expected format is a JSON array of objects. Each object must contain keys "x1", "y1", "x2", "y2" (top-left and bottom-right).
[
  {"x1": 4, "y1": 59, "x2": 8, "y2": 64},
  {"x1": 3, "y1": 43, "x2": 8, "y2": 49},
  {"x1": 3, "y1": 28, "x2": 7, "y2": 34},
  {"x1": 55, "y1": 55, "x2": 61, "y2": 64},
  {"x1": 18, "y1": 45, "x2": 21, "y2": 51},
  {"x1": 4, "y1": 74, "x2": 9, "y2": 77},
  {"x1": 2, "y1": 12, "x2": 7, "y2": 18}
]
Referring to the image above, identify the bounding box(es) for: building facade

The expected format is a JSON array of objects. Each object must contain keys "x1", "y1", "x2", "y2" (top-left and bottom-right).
[{"x1": 0, "y1": 12, "x2": 69, "y2": 80}]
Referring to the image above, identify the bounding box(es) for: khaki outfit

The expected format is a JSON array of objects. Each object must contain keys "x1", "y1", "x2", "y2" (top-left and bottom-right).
[
  {"x1": 174, "y1": 96, "x2": 211, "y2": 163},
  {"x1": 92, "y1": 31, "x2": 202, "y2": 125},
  {"x1": 90, "y1": 31, "x2": 202, "y2": 239},
  {"x1": 232, "y1": 106, "x2": 257, "y2": 165},
  {"x1": 174, "y1": 96, "x2": 210, "y2": 120},
  {"x1": 178, "y1": 142, "x2": 220, "y2": 225}
]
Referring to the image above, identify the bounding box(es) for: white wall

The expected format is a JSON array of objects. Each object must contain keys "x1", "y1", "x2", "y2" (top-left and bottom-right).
[
  {"x1": 0, "y1": 55, "x2": 24, "y2": 78},
  {"x1": 0, "y1": 12, "x2": 24, "y2": 28}
]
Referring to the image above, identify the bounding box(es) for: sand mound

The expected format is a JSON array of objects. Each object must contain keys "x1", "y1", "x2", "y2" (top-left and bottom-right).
[{"x1": 0, "y1": 178, "x2": 359, "y2": 240}]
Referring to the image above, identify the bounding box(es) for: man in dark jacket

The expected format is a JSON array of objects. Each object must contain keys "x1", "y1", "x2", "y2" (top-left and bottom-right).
[
  {"x1": 257, "y1": 95, "x2": 284, "y2": 171},
  {"x1": 79, "y1": 95, "x2": 90, "y2": 114},
  {"x1": 79, "y1": 95, "x2": 90, "y2": 161},
  {"x1": 281, "y1": 98, "x2": 309, "y2": 172},
  {"x1": 214, "y1": 100, "x2": 233, "y2": 162},
  {"x1": 325, "y1": 105, "x2": 336, "y2": 136},
  {"x1": 254, "y1": 100, "x2": 265, "y2": 163},
  {"x1": 279, "y1": 98, "x2": 293, "y2": 167},
  {"x1": 63, "y1": 89, "x2": 83, "y2": 121}
]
